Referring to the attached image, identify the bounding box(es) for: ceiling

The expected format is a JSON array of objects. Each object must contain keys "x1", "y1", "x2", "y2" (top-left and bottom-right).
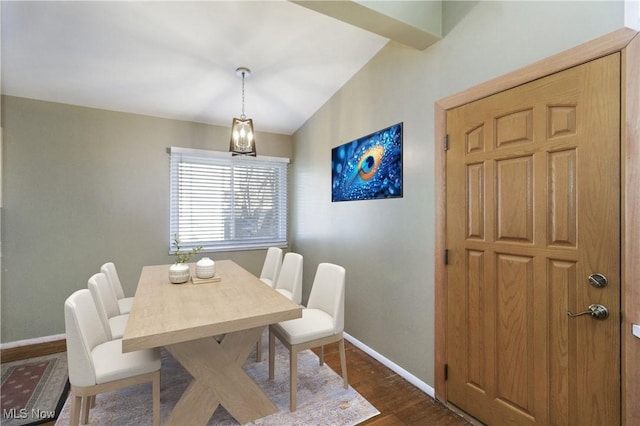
[{"x1": 1, "y1": 1, "x2": 391, "y2": 135}]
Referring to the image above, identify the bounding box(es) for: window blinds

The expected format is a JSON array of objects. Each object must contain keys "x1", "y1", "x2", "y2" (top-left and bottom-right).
[{"x1": 169, "y1": 147, "x2": 289, "y2": 252}]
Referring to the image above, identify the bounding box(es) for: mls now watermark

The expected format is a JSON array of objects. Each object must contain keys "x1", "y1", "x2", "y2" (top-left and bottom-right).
[{"x1": 3, "y1": 408, "x2": 56, "y2": 420}]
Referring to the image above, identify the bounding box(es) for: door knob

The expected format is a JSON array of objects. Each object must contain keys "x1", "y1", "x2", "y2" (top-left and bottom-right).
[{"x1": 567, "y1": 304, "x2": 609, "y2": 320}]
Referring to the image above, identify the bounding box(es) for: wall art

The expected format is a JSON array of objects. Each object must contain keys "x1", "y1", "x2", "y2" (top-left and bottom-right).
[{"x1": 331, "y1": 122, "x2": 403, "y2": 202}]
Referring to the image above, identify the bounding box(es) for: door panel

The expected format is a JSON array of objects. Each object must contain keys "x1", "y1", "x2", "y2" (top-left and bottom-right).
[{"x1": 446, "y1": 53, "x2": 620, "y2": 425}]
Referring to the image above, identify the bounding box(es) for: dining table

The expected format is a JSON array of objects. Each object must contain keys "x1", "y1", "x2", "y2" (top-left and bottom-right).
[{"x1": 122, "y1": 260, "x2": 302, "y2": 425}]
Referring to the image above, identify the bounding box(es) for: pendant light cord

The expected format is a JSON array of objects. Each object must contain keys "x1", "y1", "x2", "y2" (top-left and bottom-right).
[{"x1": 240, "y1": 71, "x2": 246, "y2": 120}]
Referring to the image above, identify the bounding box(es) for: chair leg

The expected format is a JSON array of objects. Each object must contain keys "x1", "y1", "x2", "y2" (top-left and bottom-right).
[
  {"x1": 290, "y1": 348, "x2": 298, "y2": 412},
  {"x1": 256, "y1": 339, "x2": 262, "y2": 362},
  {"x1": 80, "y1": 395, "x2": 91, "y2": 424},
  {"x1": 268, "y1": 328, "x2": 276, "y2": 380},
  {"x1": 70, "y1": 394, "x2": 82, "y2": 426},
  {"x1": 319, "y1": 345, "x2": 324, "y2": 366},
  {"x1": 339, "y1": 338, "x2": 348, "y2": 388},
  {"x1": 152, "y1": 371, "x2": 161, "y2": 426}
]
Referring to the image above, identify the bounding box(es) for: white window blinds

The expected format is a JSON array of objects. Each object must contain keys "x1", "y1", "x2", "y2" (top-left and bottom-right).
[{"x1": 169, "y1": 147, "x2": 289, "y2": 252}]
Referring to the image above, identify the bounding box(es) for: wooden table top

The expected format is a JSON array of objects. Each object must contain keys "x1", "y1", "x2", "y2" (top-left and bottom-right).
[{"x1": 122, "y1": 260, "x2": 302, "y2": 352}]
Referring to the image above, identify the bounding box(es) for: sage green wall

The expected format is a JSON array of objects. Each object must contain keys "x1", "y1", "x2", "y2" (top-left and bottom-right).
[
  {"x1": 1, "y1": 95, "x2": 293, "y2": 343},
  {"x1": 290, "y1": 1, "x2": 624, "y2": 385}
]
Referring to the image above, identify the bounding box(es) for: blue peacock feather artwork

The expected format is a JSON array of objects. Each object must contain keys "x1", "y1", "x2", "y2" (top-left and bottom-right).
[{"x1": 331, "y1": 123, "x2": 403, "y2": 202}]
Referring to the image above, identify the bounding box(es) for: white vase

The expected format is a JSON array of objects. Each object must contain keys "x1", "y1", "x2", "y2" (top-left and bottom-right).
[
  {"x1": 169, "y1": 263, "x2": 190, "y2": 284},
  {"x1": 196, "y1": 257, "x2": 216, "y2": 279}
]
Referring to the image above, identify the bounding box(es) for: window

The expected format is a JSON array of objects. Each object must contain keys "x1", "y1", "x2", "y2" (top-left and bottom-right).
[{"x1": 169, "y1": 147, "x2": 289, "y2": 252}]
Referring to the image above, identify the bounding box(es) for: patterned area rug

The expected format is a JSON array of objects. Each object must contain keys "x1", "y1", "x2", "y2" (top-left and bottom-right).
[
  {"x1": 56, "y1": 332, "x2": 379, "y2": 425},
  {"x1": 1, "y1": 352, "x2": 70, "y2": 426}
]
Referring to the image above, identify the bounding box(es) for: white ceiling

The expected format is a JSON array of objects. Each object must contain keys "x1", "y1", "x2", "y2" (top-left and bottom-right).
[{"x1": 1, "y1": 1, "x2": 390, "y2": 135}]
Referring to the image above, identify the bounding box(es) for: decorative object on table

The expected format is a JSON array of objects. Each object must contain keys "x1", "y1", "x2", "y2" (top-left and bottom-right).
[
  {"x1": 169, "y1": 235, "x2": 202, "y2": 284},
  {"x1": 229, "y1": 67, "x2": 257, "y2": 156},
  {"x1": 168, "y1": 263, "x2": 190, "y2": 284},
  {"x1": 191, "y1": 275, "x2": 222, "y2": 285},
  {"x1": 331, "y1": 122, "x2": 403, "y2": 202},
  {"x1": 195, "y1": 257, "x2": 216, "y2": 279}
]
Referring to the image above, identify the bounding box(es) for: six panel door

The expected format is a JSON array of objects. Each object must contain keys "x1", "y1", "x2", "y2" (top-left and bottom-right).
[{"x1": 445, "y1": 53, "x2": 621, "y2": 424}]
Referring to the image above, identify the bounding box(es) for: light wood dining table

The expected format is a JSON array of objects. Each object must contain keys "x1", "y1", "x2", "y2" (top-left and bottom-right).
[{"x1": 122, "y1": 260, "x2": 302, "y2": 425}]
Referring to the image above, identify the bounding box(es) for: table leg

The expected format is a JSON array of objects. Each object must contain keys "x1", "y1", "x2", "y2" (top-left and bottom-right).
[
  {"x1": 165, "y1": 326, "x2": 277, "y2": 425},
  {"x1": 164, "y1": 380, "x2": 220, "y2": 425}
]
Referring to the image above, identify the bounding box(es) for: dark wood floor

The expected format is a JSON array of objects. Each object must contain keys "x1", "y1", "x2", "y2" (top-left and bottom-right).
[{"x1": 315, "y1": 340, "x2": 471, "y2": 425}]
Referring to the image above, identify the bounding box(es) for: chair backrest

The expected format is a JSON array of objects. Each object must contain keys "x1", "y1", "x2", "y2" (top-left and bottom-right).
[
  {"x1": 88, "y1": 272, "x2": 120, "y2": 339},
  {"x1": 64, "y1": 289, "x2": 109, "y2": 387},
  {"x1": 307, "y1": 263, "x2": 346, "y2": 335},
  {"x1": 100, "y1": 262, "x2": 125, "y2": 300},
  {"x1": 260, "y1": 247, "x2": 283, "y2": 287},
  {"x1": 275, "y1": 252, "x2": 303, "y2": 304}
]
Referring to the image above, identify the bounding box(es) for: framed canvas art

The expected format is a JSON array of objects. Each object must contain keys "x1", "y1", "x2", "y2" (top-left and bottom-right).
[{"x1": 331, "y1": 122, "x2": 403, "y2": 202}]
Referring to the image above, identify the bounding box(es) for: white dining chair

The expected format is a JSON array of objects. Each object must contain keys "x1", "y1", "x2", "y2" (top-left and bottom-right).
[
  {"x1": 256, "y1": 251, "x2": 302, "y2": 362},
  {"x1": 64, "y1": 289, "x2": 160, "y2": 426},
  {"x1": 255, "y1": 247, "x2": 284, "y2": 361},
  {"x1": 269, "y1": 262, "x2": 348, "y2": 411},
  {"x1": 88, "y1": 272, "x2": 129, "y2": 340},
  {"x1": 259, "y1": 247, "x2": 283, "y2": 287},
  {"x1": 274, "y1": 252, "x2": 303, "y2": 305},
  {"x1": 100, "y1": 262, "x2": 134, "y2": 314}
]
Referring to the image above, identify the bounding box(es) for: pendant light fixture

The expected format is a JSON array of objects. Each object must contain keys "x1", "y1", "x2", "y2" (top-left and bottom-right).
[{"x1": 229, "y1": 67, "x2": 256, "y2": 156}]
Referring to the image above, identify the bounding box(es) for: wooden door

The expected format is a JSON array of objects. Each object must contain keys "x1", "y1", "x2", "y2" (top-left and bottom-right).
[{"x1": 445, "y1": 53, "x2": 621, "y2": 425}]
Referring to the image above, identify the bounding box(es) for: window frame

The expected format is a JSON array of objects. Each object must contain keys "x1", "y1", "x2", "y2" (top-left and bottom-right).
[{"x1": 169, "y1": 146, "x2": 289, "y2": 253}]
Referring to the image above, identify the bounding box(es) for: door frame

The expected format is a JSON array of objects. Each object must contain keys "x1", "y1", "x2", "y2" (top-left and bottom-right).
[{"x1": 434, "y1": 28, "x2": 640, "y2": 425}]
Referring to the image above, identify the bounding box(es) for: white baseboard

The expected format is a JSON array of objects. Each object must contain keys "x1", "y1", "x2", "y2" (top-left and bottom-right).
[
  {"x1": 0, "y1": 333, "x2": 66, "y2": 350},
  {"x1": 344, "y1": 332, "x2": 435, "y2": 398}
]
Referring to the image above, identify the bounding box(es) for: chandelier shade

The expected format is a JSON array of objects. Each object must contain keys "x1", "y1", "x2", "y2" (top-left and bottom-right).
[
  {"x1": 230, "y1": 67, "x2": 257, "y2": 156},
  {"x1": 230, "y1": 117, "x2": 256, "y2": 156}
]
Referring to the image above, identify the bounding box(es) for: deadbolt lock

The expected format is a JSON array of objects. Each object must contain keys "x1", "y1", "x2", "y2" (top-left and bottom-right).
[{"x1": 588, "y1": 273, "x2": 608, "y2": 288}]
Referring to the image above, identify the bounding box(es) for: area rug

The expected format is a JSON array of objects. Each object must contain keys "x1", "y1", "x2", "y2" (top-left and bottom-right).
[
  {"x1": 1, "y1": 352, "x2": 70, "y2": 426},
  {"x1": 55, "y1": 332, "x2": 379, "y2": 425}
]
